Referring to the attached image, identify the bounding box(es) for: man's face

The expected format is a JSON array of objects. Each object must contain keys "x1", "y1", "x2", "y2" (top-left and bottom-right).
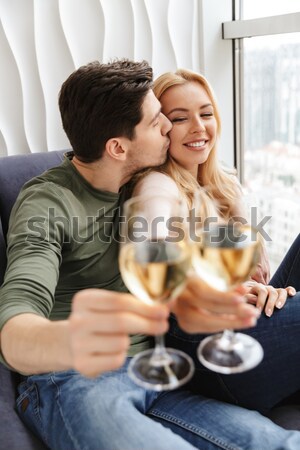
[{"x1": 127, "y1": 90, "x2": 172, "y2": 172}]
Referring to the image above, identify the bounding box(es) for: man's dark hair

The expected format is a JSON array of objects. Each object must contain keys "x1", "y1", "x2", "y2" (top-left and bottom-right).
[{"x1": 58, "y1": 59, "x2": 153, "y2": 162}]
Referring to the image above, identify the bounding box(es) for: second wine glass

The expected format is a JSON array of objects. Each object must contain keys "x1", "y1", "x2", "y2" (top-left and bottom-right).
[
  {"x1": 119, "y1": 194, "x2": 195, "y2": 390},
  {"x1": 192, "y1": 191, "x2": 264, "y2": 374}
]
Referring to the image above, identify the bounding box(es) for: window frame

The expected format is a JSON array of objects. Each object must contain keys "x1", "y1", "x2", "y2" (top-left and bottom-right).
[{"x1": 222, "y1": 4, "x2": 300, "y2": 181}]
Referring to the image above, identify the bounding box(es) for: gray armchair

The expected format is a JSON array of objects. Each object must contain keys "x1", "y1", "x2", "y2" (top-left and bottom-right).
[{"x1": 0, "y1": 150, "x2": 64, "y2": 450}]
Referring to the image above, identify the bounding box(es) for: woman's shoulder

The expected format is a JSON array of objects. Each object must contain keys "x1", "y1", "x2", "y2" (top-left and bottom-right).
[
  {"x1": 133, "y1": 171, "x2": 180, "y2": 197},
  {"x1": 219, "y1": 162, "x2": 241, "y2": 187}
]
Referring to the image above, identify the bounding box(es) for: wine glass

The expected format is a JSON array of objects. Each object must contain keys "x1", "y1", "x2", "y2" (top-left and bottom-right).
[
  {"x1": 192, "y1": 192, "x2": 264, "y2": 374},
  {"x1": 119, "y1": 194, "x2": 195, "y2": 390}
]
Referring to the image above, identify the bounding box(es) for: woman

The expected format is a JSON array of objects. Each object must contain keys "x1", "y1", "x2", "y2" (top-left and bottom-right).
[
  {"x1": 131, "y1": 68, "x2": 300, "y2": 414},
  {"x1": 132, "y1": 68, "x2": 296, "y2": 317}
]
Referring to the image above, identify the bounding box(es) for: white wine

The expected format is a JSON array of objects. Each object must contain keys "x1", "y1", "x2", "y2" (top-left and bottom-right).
[
  {"x1": 192, "y1": 224, "x2": 261, "y2": 290},
  {"x1": 119, "y1": 240, "x2": 191, "y2": 304}
]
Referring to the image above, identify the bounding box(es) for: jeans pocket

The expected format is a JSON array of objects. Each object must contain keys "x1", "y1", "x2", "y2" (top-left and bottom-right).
[{"x1": 16, "y1": 381, "x2": 49, "y2": 446}]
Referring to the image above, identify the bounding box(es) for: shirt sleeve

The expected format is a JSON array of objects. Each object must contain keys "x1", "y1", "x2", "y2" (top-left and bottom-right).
[{"x1": 0, "y1": 183, "x2": 67, "y2": 332}]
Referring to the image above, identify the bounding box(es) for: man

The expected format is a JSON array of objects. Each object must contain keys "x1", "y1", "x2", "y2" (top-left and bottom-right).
[{"x1": 0, "y1": 59, "x2": 299, "y2": 450}]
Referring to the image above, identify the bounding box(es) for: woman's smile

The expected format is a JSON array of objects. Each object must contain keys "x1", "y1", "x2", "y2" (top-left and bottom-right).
[{"x1": 184, "y1": 139, "x2": 208, "y2": 149}]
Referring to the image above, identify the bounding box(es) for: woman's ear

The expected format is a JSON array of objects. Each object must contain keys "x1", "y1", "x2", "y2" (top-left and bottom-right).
[{"x1": 105, "y1": 137, "x2": 129, "y2": 161}]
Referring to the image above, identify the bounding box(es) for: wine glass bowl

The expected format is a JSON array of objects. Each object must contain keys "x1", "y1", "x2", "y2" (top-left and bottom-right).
[
  {"x1": 192, "y1": 208, "x2": 264, "y2": 374},
  {"x1": 119, "y1": 194, "x2": 195, "y2": 390},
  {"x1": 120, "y1": 240, "x2": 191, "y2": 306},
  {"x1": 192, "y1": 223, "x2": 261, "y2": 290}
]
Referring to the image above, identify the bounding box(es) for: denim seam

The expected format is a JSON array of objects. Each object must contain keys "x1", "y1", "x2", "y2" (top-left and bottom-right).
[
  {"x1": 149, "y1": 408, "x2": 240, "y2": 450},
  {"x1": 50, "y1": 374, "x2": 87, "y2": 450},
  {"x1": 285, "y1": 246, "x2": 300, "y2": 287},
  {"x1": 16, "y1": 389, "x2": 30, "y2": 406},
  {"x1": 16, "y1": 383, "x2": 50, "y2": 447},
  {"x1": 213, "y1": 375, "x2": 239, "y2": 405}
]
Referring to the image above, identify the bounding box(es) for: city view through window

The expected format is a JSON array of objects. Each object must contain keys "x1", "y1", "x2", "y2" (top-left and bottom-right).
[{"x1": 243, "y1": 32, "x2": 300, "y2": 274}]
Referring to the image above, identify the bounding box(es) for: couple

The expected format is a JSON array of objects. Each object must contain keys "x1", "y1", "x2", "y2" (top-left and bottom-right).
[{"x1": 0, "y1": 59, "x2": 300, "y2": 450}]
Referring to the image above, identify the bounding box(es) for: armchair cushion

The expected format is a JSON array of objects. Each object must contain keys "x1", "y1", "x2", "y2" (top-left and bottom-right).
[
  {"x1": 0, "y1": 150, "x2": 65, "y2": 285},
  {"x1": 0, "y1": 150, "x2": 65, "y2": 450}
]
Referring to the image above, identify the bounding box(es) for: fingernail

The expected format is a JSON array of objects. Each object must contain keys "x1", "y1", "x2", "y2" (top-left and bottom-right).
[
  {"x1": 266, "y1": 309, "x2": 272, "y2": 317},
  {"x1": 276, "y1": 301, "x2": 282, "y2": 309}
]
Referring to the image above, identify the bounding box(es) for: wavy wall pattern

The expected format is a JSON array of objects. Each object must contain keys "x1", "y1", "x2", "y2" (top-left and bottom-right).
[{"x1": 0, "y1": 0, "x2": 202, "y2": 156}]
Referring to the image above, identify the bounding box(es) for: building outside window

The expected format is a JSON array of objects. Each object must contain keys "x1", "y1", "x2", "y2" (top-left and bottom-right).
[{"x1": 240, "y1": 1, "x2": 300, "y2": 274}]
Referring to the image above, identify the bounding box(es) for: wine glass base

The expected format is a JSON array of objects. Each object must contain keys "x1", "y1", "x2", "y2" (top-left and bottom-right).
[
  {"x1": 198, "y1": 333, "x2": 264, "y2": 374},
  {"x1": 128, "y1": 348, "x2": 195, "y2": 391}
]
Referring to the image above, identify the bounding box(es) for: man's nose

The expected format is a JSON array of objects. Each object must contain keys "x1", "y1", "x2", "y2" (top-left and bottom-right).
[{"x1": 161, "y1": 114, "x2": 172, "y2": 135}]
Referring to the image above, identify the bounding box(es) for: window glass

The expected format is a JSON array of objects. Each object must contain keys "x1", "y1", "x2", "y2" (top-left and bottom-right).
[
  {"x1": 243, "y1": 32, "x2": 300, "y2": 274},
  {"x1": 242, "y1": 0, "x2": 300, "y2": 20}
]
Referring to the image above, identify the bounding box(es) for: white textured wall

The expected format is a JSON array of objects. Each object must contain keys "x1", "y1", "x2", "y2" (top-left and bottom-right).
[{"x1": 0, "y1": 0, "x2": 233, "y2": 165}]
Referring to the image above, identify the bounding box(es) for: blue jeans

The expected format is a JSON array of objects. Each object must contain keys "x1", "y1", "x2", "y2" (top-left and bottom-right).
[
  {"x1": 17, "y1": 362, "x2": 300, "y2": 450},
  {"x1": 270, "y1": 234, "x2": 300, "y2": 291},
  {"x1": 166, "y1": 234, "x2": 300, "y2": 413}
]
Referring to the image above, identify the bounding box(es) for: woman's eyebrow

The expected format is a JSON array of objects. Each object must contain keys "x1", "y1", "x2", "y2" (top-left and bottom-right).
[{"x1": 167, "y1": 107, "x2": 188, "y2": 115}]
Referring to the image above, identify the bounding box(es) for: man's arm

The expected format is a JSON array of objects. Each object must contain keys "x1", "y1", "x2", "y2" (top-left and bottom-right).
[
  {"x1": 0, "y1": 289, "x2": 169, "y2": 377},
  {"x1": 1, "y1": 282, "x2": 259, "y2": 377},
  {"x1": 1, "y1": 283, "x2": 258, "y2": 377},
  {"x1": 0, "y1": 314, "x2": 71, "y2": 373}
]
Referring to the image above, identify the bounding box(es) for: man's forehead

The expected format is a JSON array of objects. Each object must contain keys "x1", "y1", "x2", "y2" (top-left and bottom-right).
[{"x1": 141, "y1": 90, "x2": 160, "y2": 120}]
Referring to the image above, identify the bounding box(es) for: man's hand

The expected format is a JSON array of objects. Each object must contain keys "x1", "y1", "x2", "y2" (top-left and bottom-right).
[
  {"x1": 69, "y1": 289, "x2": 169, "y2": 377},
  {"x1": 171, "y1": 276, "x2": 261, "y2": 334}
]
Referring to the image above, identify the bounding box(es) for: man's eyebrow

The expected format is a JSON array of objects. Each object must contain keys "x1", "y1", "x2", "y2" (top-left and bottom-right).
[
  {"x1": 167, "y1": 104, "x2": 213, "y2": 115},
  {"x1": 148, "y1": 108, "x2": 162, "y2": 125}
]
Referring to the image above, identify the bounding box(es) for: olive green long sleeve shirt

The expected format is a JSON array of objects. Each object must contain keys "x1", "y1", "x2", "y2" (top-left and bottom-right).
[{"x1": 0, "y1": 153, "x2": 151, "y2": 366}]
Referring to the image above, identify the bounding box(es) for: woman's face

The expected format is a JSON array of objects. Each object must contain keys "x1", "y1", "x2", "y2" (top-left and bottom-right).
[{"x1": 159, "y1": 81, "x2": 218, "y2": 175}]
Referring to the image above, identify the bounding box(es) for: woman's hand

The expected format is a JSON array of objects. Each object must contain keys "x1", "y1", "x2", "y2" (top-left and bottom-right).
[
  {"x1": 250, "y1": 243, "x2": 271, "y2": 285},
  {"x1": 244, "y1": 281, "x2": 296, "y2": 317},
  {"x1": 171, "y1": 277, "x2": 260, "y2": 334}
]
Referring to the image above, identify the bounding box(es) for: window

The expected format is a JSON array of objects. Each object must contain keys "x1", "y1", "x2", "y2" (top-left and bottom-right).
[
  {"x1": 243, "y1": 32, "x2": 300, "y2": 273},
  {"x1": 223, "y1": 2, "x2": 300, "y2": 275}
]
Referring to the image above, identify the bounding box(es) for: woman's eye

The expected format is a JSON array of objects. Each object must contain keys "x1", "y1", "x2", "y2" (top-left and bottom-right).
[
  {"x1": 171, "y1": 117, "x2": 186, "y2": 123},
  {"x1": 201, "y1": 113, "x2": 213, "y2": 118}
]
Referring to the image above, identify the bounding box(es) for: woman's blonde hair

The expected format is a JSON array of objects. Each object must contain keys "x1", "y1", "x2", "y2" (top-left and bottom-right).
[{"x1": 150, "y1": 69, "x2": 240, "y2": 218}]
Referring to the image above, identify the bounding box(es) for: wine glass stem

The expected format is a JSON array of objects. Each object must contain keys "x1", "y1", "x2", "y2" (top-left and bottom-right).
[
  {"x1": 218, "y1": 329, "x2": 236, "y2": 351},
  {"x1": 150, "y1": 334, "x2": 172, "y2": 367}
]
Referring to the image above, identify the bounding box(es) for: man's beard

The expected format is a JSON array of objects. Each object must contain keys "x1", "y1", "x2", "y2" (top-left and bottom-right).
[{"x1": 129, "y1": 152, "x2": 168, "y2": 177}]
